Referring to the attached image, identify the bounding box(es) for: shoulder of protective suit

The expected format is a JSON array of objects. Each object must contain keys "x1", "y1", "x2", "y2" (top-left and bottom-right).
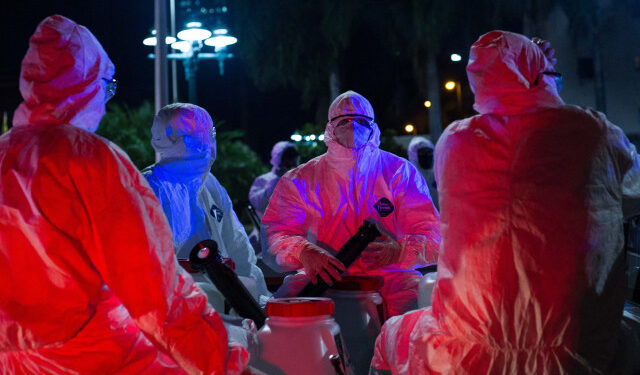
[
  {"x1": 29, "y1": 124, "x2": 121, "y2": 164},
  {"x1": 378, "y1": 149, "x2": 415, "y2": 171},
  {"x1": 205, "y1": 172, "x2": 234, "y2": 208},
  {"x1": 280, "y1": 154, "x2": 327, "y2": 181},
  {"x1": 205, "y1": 172, "x2": 223, "y2": 191},
  {"x1": 445, "y1": 114, "x2": 482, "y2": 134},
  {"x1": 563, "y1": 104, "x2": 610, "y2": 124}
]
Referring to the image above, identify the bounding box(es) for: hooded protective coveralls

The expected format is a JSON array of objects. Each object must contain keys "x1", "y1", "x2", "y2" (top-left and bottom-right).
[
  {"x1": 407, "y1": 137, "x2": 438, "y2": 210},
  {"x1": 262, "y1": 91, "x2": 441, "y2": 316},
  {"x1": 142, "y1": 103, "x2": 270, "y2": 301},
  {"x1": 0, "y1": 15, "x2": 247, "y2": 374},
  {"x1": 371, "y1": 30, "x2": 640, "y2": 374},
  {"x1": 249, "y1": 141, "x2": 298, "y2": 219}
]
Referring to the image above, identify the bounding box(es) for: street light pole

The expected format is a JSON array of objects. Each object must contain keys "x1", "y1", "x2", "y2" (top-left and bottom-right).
[
  {"x1": 170, "y1": 0, "x2": 178, "y2": 103},
  {"x1": 427, "y1": 54, "x2": 443, "y2": 142},
  {"x1": 455, "y1": 82, "x2": 462, "y2": 113},
  {"x1": 184, "y1": 52, "x2": 199, "y2": 104},
  {"x1": 154, "y1": 0, "x2": 168, "y2": 163},
  {"x1": 154, "y1": 0, "x2": 169, "y2": 113}
]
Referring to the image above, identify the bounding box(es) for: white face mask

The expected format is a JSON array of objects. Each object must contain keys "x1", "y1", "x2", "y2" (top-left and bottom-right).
[{"x1": 332, "y1": 117, "x2": 373, "y2": 150}]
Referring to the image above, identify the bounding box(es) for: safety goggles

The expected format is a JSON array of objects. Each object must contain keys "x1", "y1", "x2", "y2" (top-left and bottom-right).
[
  {"x1": 332, "y1": 117, "x2": 373, "y2": 129},
  {"x1": 102, "y1": 77, "x2": 117, "y2": 102},
  {"x1": 534, "y1": 71, "x2": 561, "y2": 86}
]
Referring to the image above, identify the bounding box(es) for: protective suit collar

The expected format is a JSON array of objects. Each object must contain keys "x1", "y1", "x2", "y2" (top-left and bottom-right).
[
  {"x1": 150, "y1": 155, "x2": 212, "y2": 184},
  {"x1": 467, "y1": 30, "x2": 564, "y2": 115},
  {"x1": 13, "y1": 15, "x2": 115, "y2": 133}
]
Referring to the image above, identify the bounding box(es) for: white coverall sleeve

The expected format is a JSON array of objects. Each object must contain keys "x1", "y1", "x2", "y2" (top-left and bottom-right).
[
  {"x1": 218, "y1": 180, "x2": 271, "y2": 298},
  {"x1": 608, "y1": 124, "x2": 640, "y2": 218},
  {"x1": 78, "y1": 145, "x2": 248, "y2": 375},
  {"x1": 249, "y1": 174, "x2": 279, "y2": 218},
  {"x1": 392, "y1": 163, "x2": 441, "y2": 267},
  {"x1": 262, "y1": 176, "x2": 310, "y2": 271}
]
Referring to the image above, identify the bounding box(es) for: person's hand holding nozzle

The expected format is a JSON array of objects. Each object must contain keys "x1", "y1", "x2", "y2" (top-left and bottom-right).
[{"x1": 299, "y1": 242, "x2": 346, "y2": 284}]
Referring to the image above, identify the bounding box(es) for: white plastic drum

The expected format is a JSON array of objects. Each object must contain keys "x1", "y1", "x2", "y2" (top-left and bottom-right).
[
  {"x1": 417, "y1": 272, "x2": 438, "y2": 308},
  {"x1": 326, "y1": 276, "x2": 385, "y2": 375},
  {"x1": 252, "y1": 297, "x2": 354, "y2": 375}
]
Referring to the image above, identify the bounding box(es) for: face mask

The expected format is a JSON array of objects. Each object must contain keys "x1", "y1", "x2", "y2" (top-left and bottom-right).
[
  {"x1": 536, "y1": 71, "x2": 562, "y2": 93},
  {"x1": 332, "y1": 117, "x2": 373, "y2": 150},
  {"x1": 276, "y1": 146, "x2": 299, "y2": 176},
  {"x1": 417, "y1": 147, "x2": 434, "y2": 169},
  {"x1": 553, "y1": 74, "x2": 563, "y2": 93}
]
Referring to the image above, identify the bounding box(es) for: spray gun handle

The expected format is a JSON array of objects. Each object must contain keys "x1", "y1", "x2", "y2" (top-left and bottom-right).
[{"x1": 189, "y1": 239, "x2": 267, "y2": 328}]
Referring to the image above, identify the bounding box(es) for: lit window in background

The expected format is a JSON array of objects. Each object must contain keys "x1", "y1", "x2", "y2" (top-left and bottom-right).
[{"x1": 450, "y1": 53, "x2": 462, "y2": 62}]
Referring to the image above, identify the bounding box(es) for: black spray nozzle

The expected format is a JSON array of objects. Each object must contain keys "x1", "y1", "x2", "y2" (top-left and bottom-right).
[
  {"x1": 189, "y1": 240, "x2": 267, "y2": 328},
  {"x1": 189, "y1": 239, "x2": 222, "y2": 270}
]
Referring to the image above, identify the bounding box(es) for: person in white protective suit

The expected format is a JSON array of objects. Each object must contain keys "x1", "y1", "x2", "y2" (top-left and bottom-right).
[
  {"x1": 142, "y1": 103, "x2": 271, "y2": 303},
  {"x1": 261, "y1": 90, "x2": 441, "y2": 317},
  {"x1": 0, "y1": 15, "x2": 249, "y2": 374},
  {"x1": 370, "y1": 30, "x2": 640, "y2": 374},
  {"x1": 407, "y1": 136, "x2": 439, "y2": 210},
  {"x1": 249, "y1": 141, "x2": 299, "y2": 219}
]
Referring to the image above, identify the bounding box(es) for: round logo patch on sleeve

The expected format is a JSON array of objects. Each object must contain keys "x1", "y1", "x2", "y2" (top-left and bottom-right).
[{"x1": 374, "y1": 198, "x2": 394, "y2": 217}]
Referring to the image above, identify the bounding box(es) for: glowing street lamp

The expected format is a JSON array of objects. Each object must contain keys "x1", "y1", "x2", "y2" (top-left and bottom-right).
[
  {"x1": 143, "y1": 14, "x2": 238, "y2": 104},
  {"x1": 142, "y1": 29, "x2": 177, "y2": 46},
  {"x1": 171, "y1": 40, "x2": 192, "y2": 53},
  {"x1": 424, "y1": 100, "x2": 432, "y2": 108},
  {"x1": 204, "y1": 35, "x2": 238, "y2": 50},
  {"x1": 450, "y1": 53, "x2": 462, "y2": 62},
  {"x1": 445, "y1": 80, "x2": 463, "y2": 113},
  {"x1": 176, "y1": 21, "x2": 212, "y2": 41},
  {"x1": 404, "y1": 124, "x2": 415, "y2": 134}
]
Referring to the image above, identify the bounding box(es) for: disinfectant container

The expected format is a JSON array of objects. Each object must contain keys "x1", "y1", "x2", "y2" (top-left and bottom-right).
[
  {"x1": 252, "y1": 297, "x2": 354, "y2": 375},
  {"x1": 326, "y1": 276, "x2": 385, "y2": 375},
  {"x1": 417, "y1": 272, "x2": 438, "y2": 308}
]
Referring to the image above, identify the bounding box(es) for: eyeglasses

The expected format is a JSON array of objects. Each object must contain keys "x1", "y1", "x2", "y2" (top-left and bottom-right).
[
  {"x1": 534, "y1": 71, "x2": 561, "y2": 86},
  {"x1": 332, "y1": 117, "x2": 373, "y2": 128},
  {"x1": 102, "y1": 77, "x2": 117, "y2": 102}
]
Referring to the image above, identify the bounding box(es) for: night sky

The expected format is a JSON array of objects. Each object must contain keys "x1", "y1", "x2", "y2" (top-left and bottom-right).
[{"x1": 1, "y1": 1, "x2": 473, "y2": 160}]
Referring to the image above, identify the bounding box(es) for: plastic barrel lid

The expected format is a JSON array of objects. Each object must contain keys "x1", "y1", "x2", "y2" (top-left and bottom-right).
[
  {"x1": 328, "y1": 275, "x2": 383, "y2": 291},
  {"x1": 266, "y1": 297, "x2": 335, "y2": 317}
]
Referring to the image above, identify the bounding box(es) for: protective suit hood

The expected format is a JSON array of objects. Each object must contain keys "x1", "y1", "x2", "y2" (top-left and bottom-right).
[
  {"x1": 407, "y1": 136, "x2": 434, "y2": 166},
  {"x1": 324, "y1": 90, "x2": 381, "y2": 164},
  {"x1": 467, "y1": 30, "x2": 563, "y2": 115},
  {"x1": 151, "y1": 103, "x2": 215, "y2": 167},
  {"x1": 13, "y1": 15, "x2": 115, "y2": 133},
  {"x1": 270, "y1": 140, "x2": 295, "y2": 172}
]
